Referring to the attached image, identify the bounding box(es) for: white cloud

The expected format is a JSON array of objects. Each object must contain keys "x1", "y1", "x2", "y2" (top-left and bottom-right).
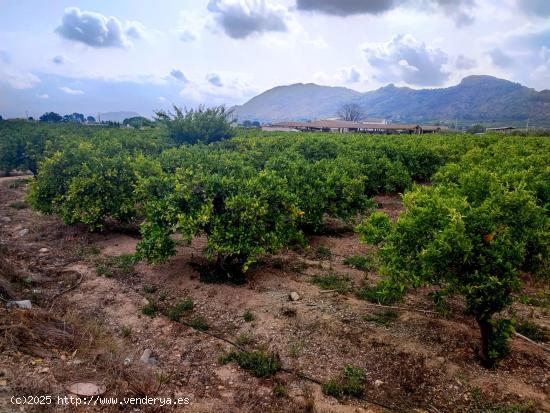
[
  {"x1": 362, "y1": 34, "x2": 449, "y2": 86},
  {"x1": 455, "y1": 55, "x2": 477, "y2": 70},
  {"x1": 339, "y1": 66, "x2": 363, "y2": 83},
  {"x1": 55, "y1": 7, "x2": 144, "y2": 48},
  {"x1": 3, "y1": 72, "x2": 41, "y2": 90},
  {"x1": 38, "y1": 94, "x2": 49, "y2": 99},
  {"x1": 206, "y1": 72, "x2": 223, "y2": 87},
  {"x1": 208, "y1": 0, "x2": 291, "y2": 39},
  {"x1": 59, "y1": 86, "x2": 84, "y2": 95},
  {"x1": 170, "y1": 69, "x2": 189, "y2": 82}
]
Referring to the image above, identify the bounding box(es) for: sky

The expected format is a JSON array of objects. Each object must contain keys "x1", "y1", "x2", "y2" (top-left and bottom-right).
[{"x1": 0, "y1": 0, "x2": 549, "y2": 118}]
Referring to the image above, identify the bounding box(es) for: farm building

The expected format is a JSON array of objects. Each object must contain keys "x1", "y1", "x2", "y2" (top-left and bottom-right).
[
  {"x1": 263, "y1": 120, "x2": 448, "y2": 134},
  {"x1": 486, "y1": 126, "x2": 516, "y2": 134}
]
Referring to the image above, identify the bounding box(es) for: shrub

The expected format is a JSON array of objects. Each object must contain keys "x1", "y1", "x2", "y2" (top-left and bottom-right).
[
  {"x1": 356, "y1": 211, "x2": 392, "y2": 245},
  {"x1": 322, "y1": 365, "x2": 365, "y2": 398},
  {"x1": 155, "y1": 105, "x2": 235, "y2": 145}
]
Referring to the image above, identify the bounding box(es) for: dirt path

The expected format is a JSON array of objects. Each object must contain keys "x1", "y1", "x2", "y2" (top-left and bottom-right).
[{"x1": 1, "y1": 178, "x2": 548, "y2": 412}]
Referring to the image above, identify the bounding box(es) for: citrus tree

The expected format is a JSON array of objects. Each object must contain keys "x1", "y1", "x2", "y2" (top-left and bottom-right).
[{"x1": 358, "y1": 169, "x2": 549, "y2": 366}]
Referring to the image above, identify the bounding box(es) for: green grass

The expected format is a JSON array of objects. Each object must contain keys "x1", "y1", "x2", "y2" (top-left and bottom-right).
[
  {"x1": 517, "y1": 291, "x2": 550, "y2": 308},
  {"x1": 121, "y1": 325, "x2": 132, "y2": 337},
  {"x1": 469, "y1": 388, "x2": 537, "y2": 412},
  {"x1": 6, "y1": 179, "x2": 29, "y2": 189},
  {"x1": 235, "y1": 332, "x2": 255, "y2": 347},
  {"x1": 166, "y1": 298, "x2": 194, "y2": 321},
  {"x1": 515, "y1": 319, "x2": 550, "y2": 342},
  {"x1": 243, "y1": 309, "x2": 255, "y2": 322},
  {"x1": 310, "y1": 273, "x2": 351, "y2": 293},
  {"x1": 95, "y1": 254, "x2": 136, "y2": 278},
  {"x1": 219, "y1": 349, "x2": 280, "y2": 378},
  {"x1": 364, "y1": 309, "x2": 399, "y2": 326},
  {"x1": 343, "y1": 254, "x2": 377, "y2": 272},
  {"x1": 186, "y1": 316, "x2": 209, "y2": 331},
  {"x1": 314, "y1": 245, "x2": 332, "y2": 260},
  {"x1": 322, "y1": 365, "x2": 365, "y2": 398},
  {"x1": 141, "y1": 302, "x2": 157, "y2": 317},
  {"x1": 356, "y1": 280, "x2": 404, "y2": 305},
  {"x1": 273, "y1": 383, "x2": 287, "y2": 398},
  {"x1": 9, "y1": 201, "x2": 29, "y2": 209}
]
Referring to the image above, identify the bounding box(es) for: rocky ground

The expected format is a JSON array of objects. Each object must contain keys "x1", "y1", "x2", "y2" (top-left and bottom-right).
[{"x1": 0, "y1": 176, "x2": 549, "y2": 412}]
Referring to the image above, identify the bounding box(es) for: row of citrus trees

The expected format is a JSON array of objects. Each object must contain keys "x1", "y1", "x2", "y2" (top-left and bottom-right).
[
  {"x1": 29, "y1": 131, "x2": 476, "y2": 271},
  {"x1": 10, "y1": 118, "x2": 549, "y2": 366}
]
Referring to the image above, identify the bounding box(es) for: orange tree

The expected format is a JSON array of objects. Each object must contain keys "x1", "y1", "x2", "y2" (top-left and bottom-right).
[{"x1": 358, "y1": 162, "x2": 549, "y2": 366}]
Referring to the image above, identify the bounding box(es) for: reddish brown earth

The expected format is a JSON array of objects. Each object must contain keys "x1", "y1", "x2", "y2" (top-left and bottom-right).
[{"x1": 0, "y1": 178, "x2": 549, "y2": 412}]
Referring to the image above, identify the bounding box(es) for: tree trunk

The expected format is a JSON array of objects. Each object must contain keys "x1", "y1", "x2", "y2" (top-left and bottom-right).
[{"x1": 477, "y1": 316, "x2": 495, "y2": 368}]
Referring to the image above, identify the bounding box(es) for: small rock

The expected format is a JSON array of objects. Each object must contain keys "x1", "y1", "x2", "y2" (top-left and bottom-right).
[
  {"x1": 123, "y1": 357, "x2": 132, "y2": 366},
  {"x1": 7, "y1": 300, "x2": 32, "y2": 309},
  {"x1": 374, "y1": 380, "x2": 384, "y2": 387},
  {"x1": 66, "y1": 382, "x2": 106, "y2": 397},
  {"x1": 1, "y1": 217, "x2": 11, "y2": 223},
  {"x1": 140, "y1": 349, "x2": 152, "y2": 364},
  {"x1": 18, "y1": 228, "x2": 29, "y2": 237},
  {"x1": 38, "y1": 248, "x2": 49, "y2": 253},
  {"x1": 289, "y1": 292, "x2": 300, "y2": 301}
]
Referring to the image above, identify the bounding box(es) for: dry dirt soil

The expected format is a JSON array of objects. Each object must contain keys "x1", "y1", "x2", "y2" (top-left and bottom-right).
[{"x1": 0, "y1": 177, "x2": 549, "y2": 412}]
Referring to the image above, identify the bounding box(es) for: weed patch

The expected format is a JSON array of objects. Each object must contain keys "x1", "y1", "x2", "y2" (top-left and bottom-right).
[
  {"x1": 364, "y1": 309, "x2": 399, "y2": 326},
  {"x1": 166, "y1": 298, "x2": 194, "y2": 322},
  {"x1": 186, "y1": 316, "x2": 209, "y2": 331},
  {"x1": 515, "y1": 319, "x2": 549, "y2": 342},
  {"x1": 322, "y1": 365, "x2": 365, "y2": 398},
  {"x1": 243, "y1": 309, "x2": 255, "y2": 322},
  {"x1": 343, "y1": 253, "x2": 378, "y2": 272},
  {"x1": 219, "y1": 349, "x2": 280, "y2": 378},
  {"x1": 141, "y1": 302, "x2": 157, "y2": 317},
  {"x1": 9, "y1": 201, "x2": 28, "y2": 209},
  {"x1": 6, "y1": 179, "x2": 29, "y2": 189},
  {"x1": 95, "y1": 254, "x2": 136, "y2": 278},
  {"x1": 310, "y1": 273, "x2": 351, "y2": 293},
  {"x1": 314, "y1": 245, "x2": 332, "y2": 260}
]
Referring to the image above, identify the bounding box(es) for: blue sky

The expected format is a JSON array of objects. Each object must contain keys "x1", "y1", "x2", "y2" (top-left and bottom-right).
[{"x1": 0, "y1": 0, "x2": 549, "y2": 118}]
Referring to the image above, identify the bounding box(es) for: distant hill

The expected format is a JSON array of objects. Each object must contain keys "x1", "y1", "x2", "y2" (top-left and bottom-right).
[
  {"x1": 98, "y1": 111, "x2": 141, "y2": 123},
  {"x1": 233, "y1": 83, "x2": 361, "y2": 122},
  {"x1": 233, "y1": 76, "x2": 550, "y2": 126}
]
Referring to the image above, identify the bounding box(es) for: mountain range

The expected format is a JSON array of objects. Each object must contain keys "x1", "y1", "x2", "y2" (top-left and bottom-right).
[{"x1": 233, "y1": 76, "x2": 550, "y2": 126}]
